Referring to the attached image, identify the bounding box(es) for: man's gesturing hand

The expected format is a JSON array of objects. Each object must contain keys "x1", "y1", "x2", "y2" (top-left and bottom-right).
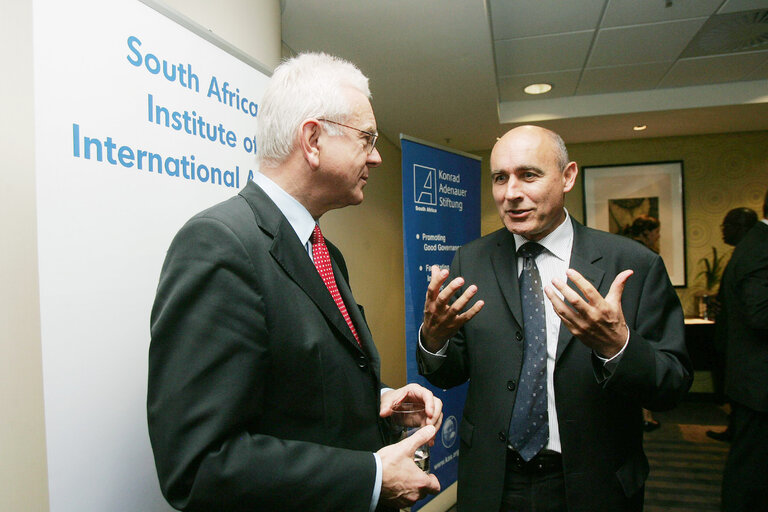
[
  {"x1": 544, "y1": 269, "x2": 633, "y2": 358},
  {"x1": 422, "y1": 265, "x2": 484, "y2": 352}
]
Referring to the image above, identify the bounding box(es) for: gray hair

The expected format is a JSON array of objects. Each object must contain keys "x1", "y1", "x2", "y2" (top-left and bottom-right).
[
  {"x1": 544, "y1": 129, "x2": 569, "y2": 171},
  {"x1": 255, "y1": 52, "x2": 371, "y2": 166}
]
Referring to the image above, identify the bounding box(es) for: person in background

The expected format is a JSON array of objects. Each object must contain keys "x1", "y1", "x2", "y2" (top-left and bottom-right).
[
  {"x1": 707, "y1": 207, "x2": 758, "y2": 442},
  {"x1": 626, "y1": 214, "x2": 663, "y2": 432},
  {"x1": 417, "y1": 125, "x2": 692, "y2": 512},
  {"x1": 627, "y1": 215, "x2": 660, "y2": 255},
  {"x1": 147, "y1": 52, "x2": 442, "y2": 512},
  {"x1": 719, "y1": 191, "x2": 768, "y2": 512}
]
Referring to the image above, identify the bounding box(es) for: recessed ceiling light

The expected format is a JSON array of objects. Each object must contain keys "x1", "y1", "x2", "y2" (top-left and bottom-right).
[
  {"x1": 524, "y1": 83, "x2": 552, "y2": 95},
  {"x1": 633, "y1": 125, "x2": 647, "y2": 131}
]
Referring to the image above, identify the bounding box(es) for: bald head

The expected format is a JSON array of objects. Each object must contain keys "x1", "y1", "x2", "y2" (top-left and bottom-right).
[
  {"x1": 494, "y1": 126, "x2": 569, "y2": 172},
  {"x1": 490, "y1": 125, "x2": 577, "y2": 241},
  {"x1": 722, "y1": 207, "x2": 758, "y2": 246}
]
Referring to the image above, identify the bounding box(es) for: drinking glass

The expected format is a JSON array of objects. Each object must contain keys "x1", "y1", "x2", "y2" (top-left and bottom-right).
[{"x1": 390, "y1": 402, "x2": 430, "y2": 473}]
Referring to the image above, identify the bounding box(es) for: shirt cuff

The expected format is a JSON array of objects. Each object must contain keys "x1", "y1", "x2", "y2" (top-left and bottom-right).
[
  {"x1": 594, "y1": 325, "x2": 630, "y2": 374},
  {"x1": 418, "y1": 324, "x2": 450, "y2": 374},
  {"x1": 370, "y1": 452, "x2": 383, "y2": 512},
  {"x1": 418, "y1": 323, "x2": 449, "y2": 356}
]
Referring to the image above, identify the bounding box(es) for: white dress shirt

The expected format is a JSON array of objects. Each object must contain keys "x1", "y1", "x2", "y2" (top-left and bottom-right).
[{"x1": 250, "y1": 172, "x2": 316, "y2": 252}]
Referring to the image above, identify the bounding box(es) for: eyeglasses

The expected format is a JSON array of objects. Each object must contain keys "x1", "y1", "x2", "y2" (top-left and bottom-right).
[{"x1": 318, "y1": 119, "x2": 379, "y2": 154}]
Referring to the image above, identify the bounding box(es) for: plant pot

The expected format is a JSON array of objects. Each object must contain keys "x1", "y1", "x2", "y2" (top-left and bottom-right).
[{"x1": 698, "y1": 293, "x2": 713, "y2": 320}]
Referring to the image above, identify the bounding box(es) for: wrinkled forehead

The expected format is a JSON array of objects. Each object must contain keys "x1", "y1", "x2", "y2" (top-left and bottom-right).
[{"x1": 490, "y1": 130, "x2": 558, "y2": 171}]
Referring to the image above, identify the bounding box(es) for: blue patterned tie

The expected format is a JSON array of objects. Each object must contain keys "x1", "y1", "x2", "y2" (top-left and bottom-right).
[{"x1": 508, "y1": 242, "x2": 549, "y2": 461}]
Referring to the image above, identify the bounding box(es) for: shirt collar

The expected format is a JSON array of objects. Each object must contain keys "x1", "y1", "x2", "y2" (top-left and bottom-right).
[
  {"x1": 513, "y1": 209, "x2": 573, "y2": 262},
  {"x1": 250, "y1": 173, "x2": 316, "y2": 246}
]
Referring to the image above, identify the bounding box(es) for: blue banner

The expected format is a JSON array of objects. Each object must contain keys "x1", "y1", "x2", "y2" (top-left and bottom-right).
[{"x1": 400, "y1": 135, "x2": 481, "y2": 509}]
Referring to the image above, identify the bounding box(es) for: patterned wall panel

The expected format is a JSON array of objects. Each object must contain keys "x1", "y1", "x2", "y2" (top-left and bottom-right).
[{"x1": 568, "y1": 131, "x2": 768, "y2": 316}]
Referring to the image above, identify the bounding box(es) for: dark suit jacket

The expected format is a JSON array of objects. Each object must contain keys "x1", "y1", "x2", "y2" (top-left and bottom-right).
[
  {"x1": 418, "y1": 218, "x2": 692, "y2": 512},
  {"x1": 148, "y1": 181, "x2": 394, "y2": 511},
  {"x1": 722, "y1": 221, "x2": 768, "y2": 412}
]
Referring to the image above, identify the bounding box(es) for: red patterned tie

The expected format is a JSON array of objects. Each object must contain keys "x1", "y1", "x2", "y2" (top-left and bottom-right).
[{"x1": 311, "y1": 225, "x2": 361, "y2": 346}]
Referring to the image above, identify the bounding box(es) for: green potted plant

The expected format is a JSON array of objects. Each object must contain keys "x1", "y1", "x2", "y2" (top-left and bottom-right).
[{"x1": 695, "y1": 246, "x2": 725, "y2": 319}]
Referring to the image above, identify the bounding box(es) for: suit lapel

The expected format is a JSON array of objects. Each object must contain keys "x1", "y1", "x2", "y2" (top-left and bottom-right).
[
  {"x1": 240, "y1": 181, "x2": 363, "y2": 352},
  {"x1": 332, "y1": 259, "x2": 376, "y2": 360},
  {"x1": 556, "y1": 220, "x2": 605, "y2": 361},
  {"x1": 491, "y1": 230, "x2": 523, "y2": 329}
]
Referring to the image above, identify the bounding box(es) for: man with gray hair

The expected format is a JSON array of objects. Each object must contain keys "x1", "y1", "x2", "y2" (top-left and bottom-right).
[{"x1": 148, "y1": 52, "x2": 441, "y2": 511}]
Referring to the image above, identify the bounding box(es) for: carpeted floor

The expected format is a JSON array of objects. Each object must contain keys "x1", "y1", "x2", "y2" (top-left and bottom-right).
[
  {"x1": 439, "y1": 399, "x2": 730, "y2": 512},
  {"x1": 643, "y1": 399, "x2": 730, "y2": 511}
]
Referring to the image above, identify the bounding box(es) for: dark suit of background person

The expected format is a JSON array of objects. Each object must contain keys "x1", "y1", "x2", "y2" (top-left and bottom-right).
[
  {"x1": 147, "y1": 53, "x2": 441, "y2": 512},
  {"x1": 720, "y1": 192, "x2": 768, "y2": 511},
  {"x1": 417, "y1": 126, "x2": 692, "y2": 512},
  {"x1": 706, "y1": 207, "x2": 758, "y2": 443}
]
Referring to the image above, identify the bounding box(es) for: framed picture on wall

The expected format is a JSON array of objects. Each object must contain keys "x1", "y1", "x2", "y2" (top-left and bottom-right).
[{"x1": 582, "y1": 161, "x2": 686, "y2": 287}]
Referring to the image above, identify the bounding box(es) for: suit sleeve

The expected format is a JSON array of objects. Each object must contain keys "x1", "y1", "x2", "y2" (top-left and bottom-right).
[
  {"x1": 147, "y1": 217, "x2": 376, "y2": 512},
  {"x1": 600, "y1": 254, "x2": 693, "y2": 410},
  {"x1": 738, "y1": 261, "x2": 768, "y2": 331}
]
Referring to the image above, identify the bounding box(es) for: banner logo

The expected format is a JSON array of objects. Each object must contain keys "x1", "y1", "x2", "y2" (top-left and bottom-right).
[
  {"x1": 413, "y1": 164, "x2": 437, "y2": 206},
  {"x1": 441, "y1": 415, "x2": 458, "y2": 449}
]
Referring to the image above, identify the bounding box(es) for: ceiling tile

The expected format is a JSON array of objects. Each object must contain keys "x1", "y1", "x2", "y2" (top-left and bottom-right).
[
  {"x1": 660, "y1": 51, "x2": 768, "y2": 87},
  {"x1": 680, "y1": 9, "x2": 768, "y2": 57},
  {"x1": 602, "y1": 0, "x2": 722, "y2": 27},
  {"x1": 498, "y1": 70, "x2": 581, "y2": 102},
  {"x1": 281, "y1": 0, "x2": 768, "y2": 151},
  {"x1": 577, "y1": 62, "x2": 672, "y2": 94},
  {"x1": 746, "y1": 56, "x2": 768, "y2": 78},
  {"x1": 495, "y1": 31, "x2": 594, "y2": 76},
  {"x1": 718, "y1": 0, "x2": 768, "y2": 14},
  {"x1": 489, "y1": 0, "x2": 606, "y2": 39},
  {"x1": 588, "y1": 18, "x2": 707, "y2": 67}
]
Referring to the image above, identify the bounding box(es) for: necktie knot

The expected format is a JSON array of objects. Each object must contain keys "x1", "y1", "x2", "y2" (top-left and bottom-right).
[
  {"x1": 311, "y1": 224, "x2": 324, "y2": 245},
  {"x1": 518, "y1": 242, "x2": 545, "y2": 259}
]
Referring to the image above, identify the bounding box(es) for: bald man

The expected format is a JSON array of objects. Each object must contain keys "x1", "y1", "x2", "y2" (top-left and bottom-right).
[{"x1": 417, "y1": 126, "x2": 692, "y2": 512}]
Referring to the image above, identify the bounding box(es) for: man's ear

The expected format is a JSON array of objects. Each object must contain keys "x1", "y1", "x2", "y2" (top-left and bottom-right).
[
  {"x1": 562, "y1": 161, "x2": 578, "y2": 193},
  {"x1": 299, "y1": 119, "x2": 322, "y2": 170}
]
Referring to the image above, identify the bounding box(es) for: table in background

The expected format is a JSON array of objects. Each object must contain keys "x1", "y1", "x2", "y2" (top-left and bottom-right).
[{"x1": 683, "y1": 318, "x2": 722, "y2": 401}]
